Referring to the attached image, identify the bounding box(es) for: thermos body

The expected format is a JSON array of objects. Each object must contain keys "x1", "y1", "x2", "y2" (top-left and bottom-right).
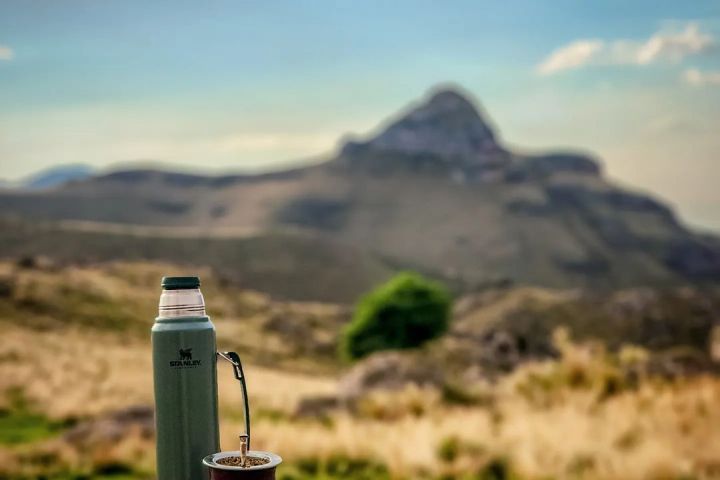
[
  {"x1": 152, "y1": 316, "x2": 220, "y2": 480},
  {"x1": 152, "y1": 278, "x2": 221, "y2": 480}
]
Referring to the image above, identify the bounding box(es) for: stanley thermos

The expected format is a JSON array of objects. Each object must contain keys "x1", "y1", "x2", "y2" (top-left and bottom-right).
[{"x1": 152, "y1": 276, "x2": 250, "y2": 480}]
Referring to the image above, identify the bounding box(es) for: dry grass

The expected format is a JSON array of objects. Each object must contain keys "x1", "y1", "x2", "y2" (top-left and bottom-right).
[
  {"x1": 3, "y1": 323, "x2": 720, "y2": 479},
  {"x1": 242, "y1": 378, "x2": 720, "y2": 480},
  {"x1": 0, "y1": 325, "x2": 334, "y2": 420},
  {"x1": 1, "y1": 262, "x2": 719, "y2": 479}
]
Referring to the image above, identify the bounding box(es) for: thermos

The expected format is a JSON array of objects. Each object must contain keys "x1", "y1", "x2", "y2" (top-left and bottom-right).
[{"x1": 152, "y1": 276, "x2": 250, "y2": 480}]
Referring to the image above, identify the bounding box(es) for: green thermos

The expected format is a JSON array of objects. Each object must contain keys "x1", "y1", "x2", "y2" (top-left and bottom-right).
[{"x1": 152, "y1": 276, "x2": 250, "y2": 480}]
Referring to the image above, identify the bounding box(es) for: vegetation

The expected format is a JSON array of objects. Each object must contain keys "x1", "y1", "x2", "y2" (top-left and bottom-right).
[
  {"x1": 1, "y1": 261, "x2": 719, "y2": 479},
  {"x1": 340, "y1": 272, "x2": 452, "y2": 360},
  {"x1": 0, "y1": 390, "x2": 68, "y2": 445},
  {"x1": 0, "y1": 217, "x2": 395, "y2": 303}
]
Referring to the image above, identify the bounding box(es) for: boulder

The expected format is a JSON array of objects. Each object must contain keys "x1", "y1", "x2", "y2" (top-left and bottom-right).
[
  {"x1": 63, "y1": 405, "x2": 154, "y2": 446},
  {"x1": 338, "y1": 351, "x2": 444, "y2": 403}
]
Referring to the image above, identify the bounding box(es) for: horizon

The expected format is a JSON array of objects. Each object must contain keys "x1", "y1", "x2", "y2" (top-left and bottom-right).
[{"x1": 1, "y1": 1, "x2": 719, "y2": 230}]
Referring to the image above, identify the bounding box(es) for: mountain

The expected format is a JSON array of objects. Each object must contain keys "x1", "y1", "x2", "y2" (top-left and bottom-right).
[
  {"x1": 0, "y1": 217, "x2": 394, "y2": 302},
  {"x1": 13, "y1": 164, "x2": 95, "y2": 190},
  {"x1": 1, "y1": 86, "x2": 719, "y2": 299},
  {"x1": 347, "y1": 89, "x2": 505, "y2": 161}
]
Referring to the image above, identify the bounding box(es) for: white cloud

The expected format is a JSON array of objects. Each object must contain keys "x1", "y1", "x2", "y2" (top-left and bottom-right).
[
  {"x1": 536, "y1": 23, "x2": 715, "y2": 75},
  {"x1": 0, "y1": 45, "x2": 14, "y2": 61},
  {"x1": 683, "y1": 68, "x2": 720, "y2": 86},
  {"x1": 536, "y1": 40, "x2": 604, "y2": 75},
  {"x1": 636, "y1": 24, "x2": 713, "y2": 64}
]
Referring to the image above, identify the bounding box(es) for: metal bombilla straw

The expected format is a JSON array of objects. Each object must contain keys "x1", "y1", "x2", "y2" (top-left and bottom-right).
[
  {"x1": 217, "y1": 351, "x2": 251, "y2": 466},
  {"x1": 239, "y1": 434, "x2": 249, "y2": 467}
]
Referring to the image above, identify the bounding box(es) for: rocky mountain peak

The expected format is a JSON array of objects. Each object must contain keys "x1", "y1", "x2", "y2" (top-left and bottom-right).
[
  {"x1": 345, "y1": 87, "x2": 502, "y2": 161},
  {"x1": 423, "y1": 89, "x2": 482, "y2": 118}
]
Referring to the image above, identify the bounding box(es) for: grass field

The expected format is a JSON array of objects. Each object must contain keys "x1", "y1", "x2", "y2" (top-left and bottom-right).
[
  {"x1": 1, "y1": 261, "x2": 719, "y2": 479},
  {"x1": 0, "y1": 216, "x2": 395, "y2": 303}
]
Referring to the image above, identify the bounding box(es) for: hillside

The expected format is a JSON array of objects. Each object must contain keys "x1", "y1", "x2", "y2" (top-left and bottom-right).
[
  {"x1": 18, "y1": 164, "x2": 95, "y2": 190},
  {"x1": 1, "y1": 261, "x2": 719, "y2": 480},
  {"x1": 2, "y1": 86, "x2": 719, "y2": 296},
  {"x1": 2, "y1": 256, "x2": 717, "y2": 364},
  {"x1": 0, "y1": 217, "x2": 394, "y2": 303}
]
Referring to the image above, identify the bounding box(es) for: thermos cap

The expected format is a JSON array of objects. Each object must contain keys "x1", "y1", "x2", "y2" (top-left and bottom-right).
[{"x1": 161, "y1": 276, "x2": 201, "y2": 290}]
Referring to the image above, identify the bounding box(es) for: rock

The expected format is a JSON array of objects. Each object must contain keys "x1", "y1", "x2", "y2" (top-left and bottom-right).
[
  {"x1": 437, "y1": 329, "x2": 525, "y2": 377},
  {"x1": 294, "y1": 395, "x2": 339, "y2": 418},
  {"x1": 523, "y1": 153, "x2": 601, "y2": 177},
  {"x1": 479, "y1": 330, "x2": 523, "y2": 370},
  {"x1": 63, "y1": 405, "x2": 154, "y2": 446},
  {"x1": 15, "y1": 255, "x2": 55, "y2": 270},
  {"x1": 343, "y1": 88, "x2": 506, "y2": 164},
  {"x1": 0, "y1": 275, "x2": 13, "y2": 298},
  {"x1": 606, "y1": 288, "x2": 659, "y2": 317},
  {"x1": 338, "y1": 351, "x2": 444, "y2": 403}
]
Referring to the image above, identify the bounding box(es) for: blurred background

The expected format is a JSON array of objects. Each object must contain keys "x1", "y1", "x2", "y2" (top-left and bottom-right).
[{"x1": 1, "y1": 1, "x2": 720, "y2": 479}]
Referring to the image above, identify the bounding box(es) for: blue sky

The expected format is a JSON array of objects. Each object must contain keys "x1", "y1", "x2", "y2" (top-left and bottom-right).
[{"x1": 1, "y1": 1, "x2": 719, "y2": 229}]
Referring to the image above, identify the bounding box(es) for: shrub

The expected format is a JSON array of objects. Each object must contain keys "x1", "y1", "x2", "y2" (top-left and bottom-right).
[
  {"x1": 340, "y1": 272, "x2": 451, "y2": 360},
  {"x1": 437, "y1": 435, "x2": 461, "y2": 463}
]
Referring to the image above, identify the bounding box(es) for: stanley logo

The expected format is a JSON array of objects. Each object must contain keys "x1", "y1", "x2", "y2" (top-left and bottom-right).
[{"x1": 170, "y1": 348, "x2": 202, "y2": 368}]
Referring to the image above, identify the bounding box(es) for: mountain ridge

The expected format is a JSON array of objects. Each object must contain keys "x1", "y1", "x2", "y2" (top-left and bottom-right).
[
  {"x1": 354, "y1": 88, "x2": 503, "y2": 159},
  {"x1": 2, "y1": 164, "x2": 96, "y2": 190},
  {"x1": 1, "y1": 86, "x2": 719, "y2": 298}
]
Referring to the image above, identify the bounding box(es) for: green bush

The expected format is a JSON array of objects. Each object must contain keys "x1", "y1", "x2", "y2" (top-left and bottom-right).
[{"x1": 340, "y1": 272, "x2": 451, "y2": 360}]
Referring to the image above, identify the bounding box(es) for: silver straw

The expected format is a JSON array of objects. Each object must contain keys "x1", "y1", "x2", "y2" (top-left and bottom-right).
[{"x1": 239, "y1": 434, "x2": 249, "y2": 467}]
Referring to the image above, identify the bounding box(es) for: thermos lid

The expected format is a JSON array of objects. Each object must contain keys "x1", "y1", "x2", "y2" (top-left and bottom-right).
[{"x1": 161, "y1": 276, "x2": 201, "y2": 290}]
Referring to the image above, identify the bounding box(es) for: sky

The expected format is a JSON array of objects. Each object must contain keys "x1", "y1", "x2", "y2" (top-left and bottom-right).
[{"x1": 1, "y1": 0, "x2": 719, "y2": 230}]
